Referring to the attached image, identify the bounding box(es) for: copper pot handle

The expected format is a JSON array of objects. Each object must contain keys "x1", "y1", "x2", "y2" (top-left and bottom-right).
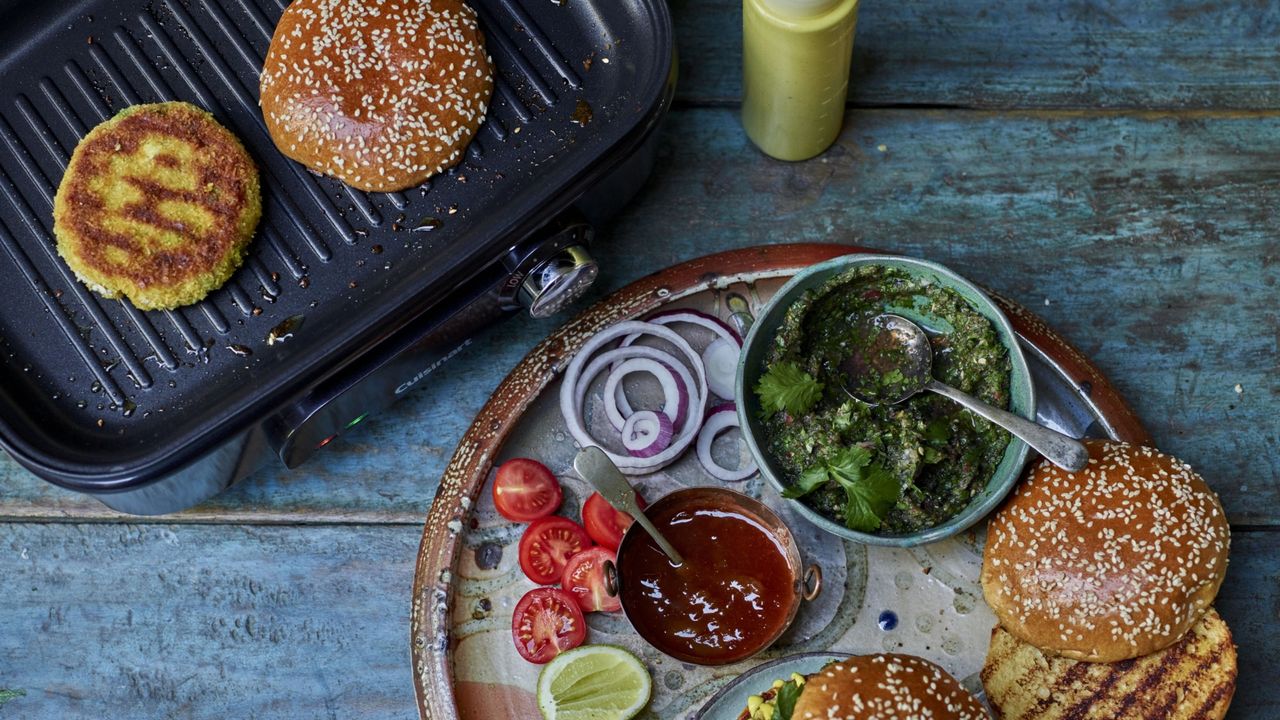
[
  {"x1": 802, "y1": 564, "x2": 822, "y2": 601},
  {"x1": 604, "y1": 559, "x2": 620, "y2": 598}
]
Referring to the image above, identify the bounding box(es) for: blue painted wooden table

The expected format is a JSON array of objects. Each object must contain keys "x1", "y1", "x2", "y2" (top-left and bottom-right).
[{"x1": 2, "y1": 0, "x2": 1278, "y2": 717}]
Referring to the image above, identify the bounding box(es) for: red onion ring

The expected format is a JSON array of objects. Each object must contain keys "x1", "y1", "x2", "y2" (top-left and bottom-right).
[
  {"x1": 612, "y1": 310, "x2": 739, "y2": 416},
  {"x1": 697, "y1": 403, "x2": 757, "y2": 482},
  {"x1": 618, "y1": 309, "x2": 742, "y2": 351},
  {"x1": 701, "y1": 338, "x2": 740, "y2": 400},
  {"x1": 646, "y1": 308, "x2": 743, "y2": 343},
  {"x1": 602, "y1": 356, "x2": 691, "y2": 431},
  {"x1": 560, "y1": 321, "x2": 708, "y2": 473},
  {"x1": 621, "y1": 410, "x2": 674, "y2": 458}
]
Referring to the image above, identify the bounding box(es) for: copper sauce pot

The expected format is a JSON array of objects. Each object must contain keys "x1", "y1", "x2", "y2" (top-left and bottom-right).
[{"x1": 606, "y1": 487, "x2": 822, "y2": 666}]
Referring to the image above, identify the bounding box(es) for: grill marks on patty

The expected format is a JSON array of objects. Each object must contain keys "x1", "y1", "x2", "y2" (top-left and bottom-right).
[
  {"x1": 981, "y1": 608, "x2": 1237, "y2": 720},
  {"x1": 54, "y1": 102, "x2": 261, "y2": 309},
  {"x1": 64, "y1": 112, "x2": 244, "y2": 275}
]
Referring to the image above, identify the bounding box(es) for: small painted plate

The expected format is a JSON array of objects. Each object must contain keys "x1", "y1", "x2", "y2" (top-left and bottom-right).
[{"x1": 691, "y1": 652, "x2": 847, "y2": 720}]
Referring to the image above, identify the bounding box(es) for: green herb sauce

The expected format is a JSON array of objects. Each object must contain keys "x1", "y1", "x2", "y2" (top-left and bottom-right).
[{"x1": 760, "y1": 265, "x2": 1012, "y2": 534}]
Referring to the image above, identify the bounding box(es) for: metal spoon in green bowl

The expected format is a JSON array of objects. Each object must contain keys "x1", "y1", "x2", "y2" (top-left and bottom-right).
[{"x1": 839, "y1": 313, "x2": 1089, "y2": 472}]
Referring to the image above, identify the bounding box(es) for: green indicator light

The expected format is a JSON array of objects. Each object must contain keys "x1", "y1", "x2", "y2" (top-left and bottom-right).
[{"x1": 345, "y1": 412, "x2": 370, "y2": 430}]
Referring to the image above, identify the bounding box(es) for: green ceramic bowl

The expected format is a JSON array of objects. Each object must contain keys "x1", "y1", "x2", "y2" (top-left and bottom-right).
[{"x1": 735, "y1": 254, "x2": 1036, "y2": 547}]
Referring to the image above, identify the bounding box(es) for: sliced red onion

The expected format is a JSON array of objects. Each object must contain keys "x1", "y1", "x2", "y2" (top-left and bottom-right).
[
  {"x1": 648, "y1": 308, "x2": 743, "y2": 343},
  {"x1": 560, "y1": 321, "x2": 708, "y2": 473},
  {"x1": 701, "y1": 338, "x2": 740, "y2": 400},
  {"x1": 697, "y1": 403, "x2": 757, "y2": 482},
  {"x1": 613, "y1": 310, "x2": 739, "y2": 417},
  {"x1": 603, "y1": 357, "x2": 690, "y2": 431},
  {"x1": 621, "y1": 410, "x2": 674, "y2": 458},
  {"x1": 618, "y1": 309, "x2": 742, "y2": 351}
]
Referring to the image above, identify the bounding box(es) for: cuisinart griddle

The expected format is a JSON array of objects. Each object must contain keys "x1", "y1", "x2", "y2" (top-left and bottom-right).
[{"x1": 0, "y1": 0, "x2": 674, "y2": 513}]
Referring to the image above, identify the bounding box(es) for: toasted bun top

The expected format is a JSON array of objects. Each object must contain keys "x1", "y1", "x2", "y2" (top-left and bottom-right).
[
  {"x1": 981, "y1": 607, "x2": 1237, "y2": 720},
  {"x1": 260, "y1": 0, "x2": 492, "y2": 192},
  {"x1": 981, "y1": 440, "x2": 1230, "y2": 662},
  {"x1": 791, "y1": 654, "x2": 987, "y2": 720}
]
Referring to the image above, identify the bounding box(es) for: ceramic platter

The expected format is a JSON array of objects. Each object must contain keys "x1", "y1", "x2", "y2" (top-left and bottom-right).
[{"x1": 410, "y1": 244, "x2": 1151, "y2": 720}]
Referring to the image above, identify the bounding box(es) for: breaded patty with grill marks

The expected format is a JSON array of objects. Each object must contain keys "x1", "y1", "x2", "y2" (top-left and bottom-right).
[
  {"x1": 53, "y1": 101, "x2": 261, "y2": 310},
  {"x1": 982, "y1": 608, "x2": 1237, "y2": 720}
]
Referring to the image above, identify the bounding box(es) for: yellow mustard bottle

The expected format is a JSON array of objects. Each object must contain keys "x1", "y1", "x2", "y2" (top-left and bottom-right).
[{"x1": 742, "y1": 0, "x2": 859, "y2": 161}]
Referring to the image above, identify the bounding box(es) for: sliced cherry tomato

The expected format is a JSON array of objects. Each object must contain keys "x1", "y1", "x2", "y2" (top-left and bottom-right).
[
  {"x1": 581, "y1": 491, "x2": 646, "y2": 550},
  {"x1": 518, "y1": 516, "x2": 592, "y2": 584},
  {"x1": 561, "y1": 547, "x2": 622, "y2": 613},
  {"x1": 511, "y1": 587, "x2": 586, "y2": 664},
  {"x1": 492, "y1": 458, "x2": 562, "y2": 522}
]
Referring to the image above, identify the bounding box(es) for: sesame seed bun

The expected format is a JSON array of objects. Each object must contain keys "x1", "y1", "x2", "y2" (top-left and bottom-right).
[
  {"x1": 53, "y1": 101, "x2": 261, "y2": 310},
  {"x1": 790, "y1": 654, "x2": 988, "y2": 720},
  {"x1": 981, "y1": 440, "x2": 1230, "y2": 663},
  {"x1": 260, "y1": 0, "x2": 493, "y2": 192},
  {"x1": 981, "y1": 607, "x2": 1236, "y2": 720}
]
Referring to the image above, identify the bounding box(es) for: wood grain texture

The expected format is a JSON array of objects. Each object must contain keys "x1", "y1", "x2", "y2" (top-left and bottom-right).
[
  {"x1": 0, "y1": 522, "x2": 1274, "y2": 719},
  {"x1": 0, "y1": 523, "x2": 420, "y2": 719},
  {"x1": 3, "y1": 108, "x2": 1274, "y2": 524},
  {"x1": 671, "y1": 0, "x2": 1280, "y2": 108}
]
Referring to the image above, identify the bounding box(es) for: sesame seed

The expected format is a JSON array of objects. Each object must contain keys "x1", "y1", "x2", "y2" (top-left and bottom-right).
[
  {"x1": 984, "y1": 441, "x2": 1229, "y2": 657},
  {"x1": 259, "y1": 0, "x2": 493, "y2": 191}
]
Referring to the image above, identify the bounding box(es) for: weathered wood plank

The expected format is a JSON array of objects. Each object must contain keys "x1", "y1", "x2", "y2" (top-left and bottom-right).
[
  {"x1": 2, "y1": 108, "x2": 1276, "y2": 523},
  {"x1": 0, "y1": 522, "x2": 1274, "y2": 718},
  {"x1": 0, "y1": 523, "x2": 420, "y2": 718},
  {"x1": 671, "y1": 0, "x2": 1280, "y2": 108}
]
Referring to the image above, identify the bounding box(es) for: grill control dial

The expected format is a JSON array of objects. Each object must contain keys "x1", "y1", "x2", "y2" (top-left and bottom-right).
[
  {"x1": 500, "y1": 216, "x2": 598, "y2": 318},
  {"x1": 518, "y1": 245, "x2": 599, "y2": 318}
]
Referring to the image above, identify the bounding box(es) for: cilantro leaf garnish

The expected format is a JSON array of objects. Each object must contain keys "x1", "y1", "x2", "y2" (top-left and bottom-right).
[
  {"x1": 755, "y1": 361, "x2": 823, "y2": 417},
  {"x1": 832, "y1": 400, "x2": 855, "y2": 432},
  {"x1": 827, "y1": 446, "x2": 873, "y2": 476},
  {"x1": 831, "y1": 457, "x2": 900, "y2": 532},
  {"x1": 781, "y1": 464, "x2": 830, "y2": 499},
  {"x1": 774, "y1": 678, "x2": 803, "y2": 720},
  {"x1": 785, "y1": 446, "x2": 901, "y2": 532}
]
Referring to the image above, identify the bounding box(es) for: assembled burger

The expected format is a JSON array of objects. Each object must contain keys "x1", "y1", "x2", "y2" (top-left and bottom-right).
[{"x1": 738, "y1": 653, "x2": 987, "y2": 720}]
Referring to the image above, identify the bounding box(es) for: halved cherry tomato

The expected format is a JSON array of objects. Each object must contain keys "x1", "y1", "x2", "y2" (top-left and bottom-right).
[
  {"x1": 561, "y1": 547, "x2": 622, "y2": 613},
  {"x1": 518, "y1": 516, "x2": 592, "y2": 584},
  {"x1": 511, "y1": 587, "x2": 586, "y2": 664},
  {"x1": 492, "y1": 458, "x2": 562, "y2": 522},
  {"x1": 581, "y1": 491, "x2": 646, "y2": 550}
]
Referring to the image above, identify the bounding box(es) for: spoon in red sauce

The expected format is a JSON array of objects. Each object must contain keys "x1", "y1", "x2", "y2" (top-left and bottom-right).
[{"x1": 574, "y1": 446, "x2": 685, "y2": 566}]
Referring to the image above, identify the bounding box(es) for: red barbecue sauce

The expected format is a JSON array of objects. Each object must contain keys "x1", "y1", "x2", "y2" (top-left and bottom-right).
[{"x1": 616, "y1": 495, "x2": 796, "y2": 664}]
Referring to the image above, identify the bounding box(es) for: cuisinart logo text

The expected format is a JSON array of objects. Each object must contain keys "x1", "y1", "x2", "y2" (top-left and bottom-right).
[{"x1": 394, "y1": 339, "x2": 474, "y2": 395}]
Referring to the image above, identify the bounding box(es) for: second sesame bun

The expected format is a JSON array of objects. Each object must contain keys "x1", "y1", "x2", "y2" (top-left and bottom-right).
[
  {"x1": 791, "y1": 654, "x2": 987, "y2": 720},
  {"x1": 981, "y1": 440, "x2": 1230, "y2": 662},
  {"x1": 259, "y1": 0, "x2": 493, "y2": 192}
]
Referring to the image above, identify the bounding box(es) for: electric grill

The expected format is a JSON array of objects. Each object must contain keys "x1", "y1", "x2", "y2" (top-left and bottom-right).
[{"x1": 0, "y1": 0, "x2": 675, "y2": 513}]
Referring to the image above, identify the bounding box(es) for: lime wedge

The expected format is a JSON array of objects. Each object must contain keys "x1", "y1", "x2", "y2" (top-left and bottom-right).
[{"x1": 537, "y1": 644, "x2": 652, "y2": 720}]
